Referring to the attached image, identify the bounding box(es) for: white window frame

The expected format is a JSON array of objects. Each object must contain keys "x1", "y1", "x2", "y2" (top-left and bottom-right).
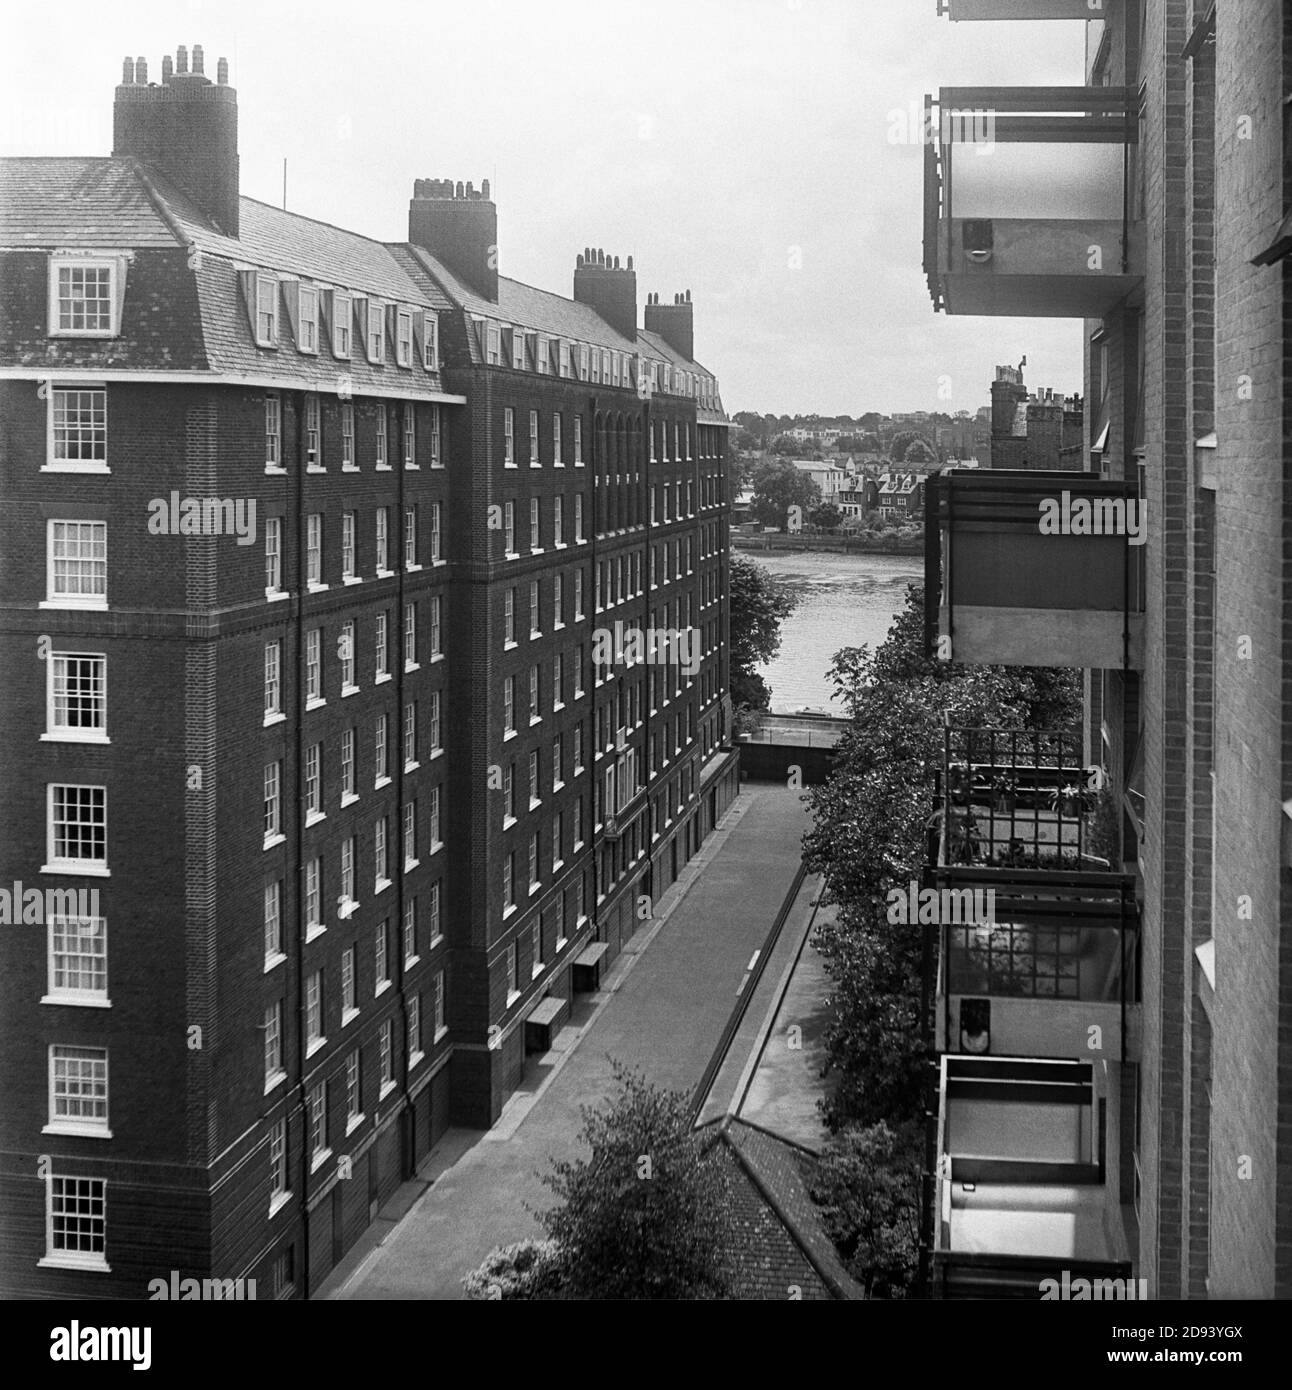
[
  {"x1": 45, "y1": 783, "x2": 107, "y2": 875},
  {"x1": 46, "y1": 386, "x2": 108, "y2": 472},
  {"x1": 44, "y1": 520, "x2": 107, "y2": 611},
  {"x1": 45, "y1": 913, "x2": 108, "y2": 1006},
  {"x1": 333, "y1": 291, "x2": 352, "y2": 358},
  {"x1": 367, "y1": 298, "x2": 385, "y2": 363},
  {"x1": 255, "y1": 274, "x2": 279, "y2": 347},
  {"x1": 49, "y1": 256, "x2": 119, "y2": 338},
  {"x1": 423, "y1": 311, "x2": 438, "y2": 370},
  {"x1": 298, "y1": 284, "x2": 319, "y2": 353},
  {"x1": 46, "y1": 1044, "x2": 110, "y2": 1138},
  {"x1": 44, "y1": 651, "x2": 108, "y2": 743},
  {"x1": 396, "y1": 307, "x2": 414, "y2": 367},
  {"x1": 41, "y1": 1174, "x2": 108, "y2": 1271}
]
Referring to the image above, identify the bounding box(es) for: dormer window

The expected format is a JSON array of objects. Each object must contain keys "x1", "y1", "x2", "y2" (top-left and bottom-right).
[
  {"x1": 487, "y1": 323, "x2": 502, "y2": 365},
  {"x1": 423, "y1": 312, "x2": 438, "y2": 370},
  {"x1": 559, "y1": 341, "x2": 571, "y2": 378},
  {"x1": 49, "y1": 257, "x2": 122, "y2": 338},
  {"x1": 299, "y1": 285, "x2": 319, "y2": 354},
  {"x1": 333, "y1": 292, "x2": 352, "y2": 358},
  {"x1": 535, "y1": 335, "x2": 548, "y2": 373},
  {"x1": 255, "y1": 275, "x2": 279, "y2": 347},
  {"x1": 612, "y1": 354, "x2": 621, "y2": 388},
  {"x1": 396, "y1": 308, "x2": 414, "y2": 367},
  {"x1": 512, "y1": 330, "x2": 525, "y2": 370},
  {"x1": 367, "y1": 299, "x2": 385, "y2": 364},
  {"x1": 590, "y1": 350, "x2": 600, "y2": 384},
  {"x1": 578, "y1": 345, "x2": 589, "y2": 380}
]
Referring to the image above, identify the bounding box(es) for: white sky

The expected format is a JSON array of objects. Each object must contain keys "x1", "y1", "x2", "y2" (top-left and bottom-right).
[{"x1": 1, "y1": 0, "x2": 1089, "y2": 416}]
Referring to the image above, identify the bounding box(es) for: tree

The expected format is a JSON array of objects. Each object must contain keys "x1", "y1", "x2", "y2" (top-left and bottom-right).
[
  {"x1": 903, "y1": 438, "x2": 936, "y2": 464},
  {"x1": 888, "y1": 430, "x2": 933, "y2": 464},
  {"x1": 835, "y1": 434, "x2": 865, "y2": 452},
  {"x1": 729, "y1": 554, "x2": 799, "y2": 710},
  {"x1": 750, "y1": 456, "x2": 821, "y2": 528},
  {"x1": 810, "y1": 502, "x2": 843, "y2": 530},
  {"x1": 810, "y1": 1121, "x2": 922, "y2": 1299},
  {"x1": 770, "y1": 436, "x2": 800, "y2": 456},
  {"x1": 537, "y1": 1064, "x2": 734, "y2": 1300}
]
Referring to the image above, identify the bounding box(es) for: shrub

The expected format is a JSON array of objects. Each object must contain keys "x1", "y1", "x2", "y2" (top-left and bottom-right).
[{"x1": 462, "y1": 1238, "x2": 565, "y2": 1300}]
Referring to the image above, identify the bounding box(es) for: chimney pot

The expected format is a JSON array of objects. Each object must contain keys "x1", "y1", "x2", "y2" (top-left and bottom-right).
[
  {"x1": 455, "y1": 180, "x2": 464, "y2": 197},
  {"x1": 136, "y1": 56, "x2": 147, "y2": 83},
  {"x1": 162, "y1": 54, "x2": 173, "y2": 80},
  {"x1": 217, "y1": 56, "x2": 228, "y2": 84},
  {"x1": 613, "y1": 255, "x2": 619, "y2": 269},
  {"x1": 626, "y1": 255, "x2": 633, "y2": 270},
  {"x1": 122, "y1": 57, "x2": 135, "y2": 84},
  {"x1": 192, "y1": 44, "x2": 204, "y2": 74},
  {"x1": 466, "y1": 180, "x2": 474, "y2": 196},
  {"x1": 482, "y1": 177, "x2": 490, "y2": 199},
  {"x1": 176, "y1": 44, "x2": 188, "y2": 74}
]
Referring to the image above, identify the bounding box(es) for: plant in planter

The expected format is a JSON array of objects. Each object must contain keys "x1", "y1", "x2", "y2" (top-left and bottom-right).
[
  {"x1": 990, "y1": 772, "x2": 1018, "y2": 814},
  {"x1": 1050, "y1": 782, "x2": 1083, "y2": 818}
]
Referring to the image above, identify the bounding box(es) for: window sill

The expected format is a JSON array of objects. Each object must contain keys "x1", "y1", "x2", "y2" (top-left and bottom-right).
[
  {"x1": 345, "y1": 1112, "x2": 366, "y2": 1136},
  {"x1": 375, "y1": 775, "x2": 392, "y2": 790},
  {"x1": 405, "y1": 662, "x2": 420, "y2": 674},
  {"x1": 41, "y1": 730, "x2": 110, "y2": 744},
  {"x1": 429, "y1": 840, "x2": 444, "y2": 856},
  {"x1": 406, "y1": 564, "x2": 423, "y2": 574},
  {"x1": 263, "y1": 833, "x2": 286, "y2": 851},
  {"x1": 266, "y1": 590, "x2": 289, "y2": 603},
  {"x1": 310, "y1": 1147, "x2": 333, "y2": 1174},
  {"x1": 376, "y1": 464, "x2": 392, "y2": 472},
  {"x1": 42, "y1": 462, "x2": 110, "y2": 475},
  {"x1": 305, "y1": 1037, "x2": 327, "y2": 1059},
  {"x1": 374, "y1": 876, "x2": 392, "y2": 896},
  {"x1": 434, "y1": 1025, "x2": 449, "y2": 1044},
  {"x1": 305, "y1": 922, "x2": 326, "y2": 943},
  {"x1": 262, "y1": 712, "x2": 286, "y2": 728},
  {"x1": 342, "y1": 463, "x2": 360, "y2": 473},
  {"x1": 42, "y1": 1122, "x2": 112, "y2": 1139},
  {"x1": 305, "y1": 697, "x2": 326, "y2": 712},
  {"x1": 265, "y1": 465, "x2": 287, "y2": 477},
  {"x1": 342, "y1": 1006, "x2": 360, "y2": 1028},
  {"x1": 503, "y1": 729, "x2": 518, "y2": 742},
  {"x1": 376, "y1": 569, "x2": 394, "y2": 580},
  {"x1": 502, "y1": 905, "x2": 517, "y2": 921},
  {"x1": 307, "y1": 582, "x2": 330, "y2": 594},
  {"x1": 40, "y1": 993, "x2": 111, "y2": 1008},
  {"x1": 408, "y1": 1049, "x2": 425, "y2": 1069},
  {"x1": 429, "y1": 653, "x2": 444, "y2": 664},
  {"x1": 379, "y1": 1080, "x2": 398, "y2": 1101},
  {"x1": 265, "y1": 1070, "x2": 287, "y2": 1095},
  {"x1": 305, "y1": 811, "x2": 326, "y2": 829},
  {"x1": 342, "y1": 575, "x2": 362, "y2": 586},
  {"x1": 41, "y1": 862, "x2": 109, "y2": 877},
  {"x1": 340, "y1": 791, "x2": 359, "y2": 809},
  {"x1": 39, "y1": 1254, "x2": 111, "y2": 1273},
  {"x1": 306, "y1": 465, "x2": 326, "y2": 476},
  {"x1": 430, "y1": 747, "x2": 444, "y2": 761},
  {"x1": 528, "y1": 882, "x2": 541, "y2": 897},
  {"x1": 264, "y1": 951, "x2": 287, "y2": 974},
  {"x1": 502, "y1": 815, "x2": 517, "y2": 830},
  {"x1": 375, "y1": 672, "x2": 392, "y2": 685},
  {"x1": 506, "y1": 990, "x2": 521, "y2": 1007},
  {"x1": 404, "y1": 858, "x2": 421, "y2": 874},
  {"x1": 338, "y1": 899, "x2": 358, "y2": 921},
  {"x1": 432, "y1": 559, "x2": 447, "y2": 569},
  {"x1": 428, "y1": 933, "x2": 445, "y2": 952},
  {"x1": 555, "y1": 937, "x2": 568, "y2": 954},
  {"x1": 39, "y1": 599, "x2": 107, "y2": 612},
  {"x1": 375, "y1": 979, "x2": 392, "y2": 998}
]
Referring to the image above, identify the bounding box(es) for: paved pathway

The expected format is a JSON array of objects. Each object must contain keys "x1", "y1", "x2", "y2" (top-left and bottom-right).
[{"x1": 324, "y1": 784, "x2": 811, "y2": 1300}]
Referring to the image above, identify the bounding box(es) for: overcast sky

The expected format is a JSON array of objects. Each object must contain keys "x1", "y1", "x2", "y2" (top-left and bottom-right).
[{"x1": 3, "y1": 0, "x2": 1089, "y2": 416}]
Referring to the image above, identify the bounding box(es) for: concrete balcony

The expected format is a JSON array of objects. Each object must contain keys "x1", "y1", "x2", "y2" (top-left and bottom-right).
[
  {"x1": 923, "y1": 87, "x2": 1143, "y2": 317},
  {"x1": 938, "y1": 0, "x2": 1104, "y2": 18},
  {"x1": 923, "y1": 468, "x2": 1145, "y2": 670},
  {"x1": 922, "y1": 1055, "x2": 1135, "y2": 1298}
]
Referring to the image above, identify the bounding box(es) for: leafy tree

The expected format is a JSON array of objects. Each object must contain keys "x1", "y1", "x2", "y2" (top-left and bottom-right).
[
  {"x1": 750, "y1": 457, "x2": 821, "y2": 528},
  {"x1": 770, "y1": 437, "x2": 800, "y2": 456},
  {"x1": 835, "y1": 434, "x2": 865, "y2": 452},
  {"x1": 888, "y1": 430, "x2": 934, "y2": 464},
  {"x1": 810, "y1": 1121, "x2": 923, "y2": 1299},
  {"x1": 903, "y1": 438, "x2": 936, "y2": 464},
  {"x1": 810, "y1": 502, "x2": 843, "y2": 530},
  {"x1": 733, "y1": 427, "x2": 761, "y2": 452},
  {"x1": 536, "y1": 1063, "x2": 734, "y2": 1300},
  {"x1": 729, "y1": 555, "x2": 799, "y2": 711}
]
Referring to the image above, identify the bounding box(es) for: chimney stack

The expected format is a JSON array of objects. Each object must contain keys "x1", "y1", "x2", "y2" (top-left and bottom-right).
[
  {"x1": 113, "y1": 45, "x2": 239, "y2": 237},
  {"x1": 408, "y1": 177, "x2": 499, "y2": 302},
  {"x1": 644, "y1": 288, "x2": 694, "y2": 361},
  {"x1": 573, "y1": 247, "x2": 637, "y2": 341}
]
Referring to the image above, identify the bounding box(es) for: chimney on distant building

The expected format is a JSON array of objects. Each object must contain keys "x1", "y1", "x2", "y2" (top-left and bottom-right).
[
  {"x1": 112, "y1": 44, "x2": 239, "y2": 237},
  {"x1": 573, "y1": 248, "x2": 637, "y2": 341},
  {"x1": 644, "y1": 289, "x2": 693, "y2": 361},
  {"x1": 409, "y1": 178, "x2": 499, "y2": 302}
]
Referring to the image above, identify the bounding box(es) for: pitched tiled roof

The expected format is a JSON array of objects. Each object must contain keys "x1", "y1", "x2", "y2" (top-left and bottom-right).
[
  {"x1": 697, "y1": 1116, "x2": 864, "y2": 1300},
  {"x1": 0, "y1": 158, "x2": 180, "y2": 248}
]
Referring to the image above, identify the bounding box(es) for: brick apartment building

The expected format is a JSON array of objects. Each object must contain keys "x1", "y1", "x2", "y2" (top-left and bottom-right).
[
  {"x1": 0, "y1": 45, "x2": 736, "y2": 1299},
  {"x1": 921, "y1": 0, "x2": 1291, "y2": 1299}
]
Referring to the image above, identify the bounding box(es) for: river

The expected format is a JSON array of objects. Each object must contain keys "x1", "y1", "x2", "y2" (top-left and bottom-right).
[{"x1": 743, "y1": 549, "x2": 924, "y2": 714}]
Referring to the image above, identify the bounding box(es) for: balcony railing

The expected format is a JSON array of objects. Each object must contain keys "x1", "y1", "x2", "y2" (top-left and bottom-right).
[
  {"x1": 922, "y1": 725, "x2": 1139, "y2": 1062},
  {"x1": 924, "y1": 468, "x2": 1145, "y2": 669},
  {"x1": 921, "y1": 1055, "x2": 1134, "y2": 1298},
  {"x1": 937, "y1": 0, "x2": 1105, "y2": 18},
  {"x1": 923, "y1": 86, "x2": 1143, "y2": 316}
]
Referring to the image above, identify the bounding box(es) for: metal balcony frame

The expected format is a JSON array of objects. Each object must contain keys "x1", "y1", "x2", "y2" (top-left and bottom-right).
[{"x1": 923, "y1": 86, "x2": 1139, "y2": 314}]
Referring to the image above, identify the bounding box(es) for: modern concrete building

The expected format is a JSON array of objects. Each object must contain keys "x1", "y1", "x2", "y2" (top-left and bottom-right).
[
  {"x1": 920, "y1": 0, "x2": 1292, "y2": 1299},
  {"x1": 0, "y1": 43, "x2": 737, "y2": 1299}
]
